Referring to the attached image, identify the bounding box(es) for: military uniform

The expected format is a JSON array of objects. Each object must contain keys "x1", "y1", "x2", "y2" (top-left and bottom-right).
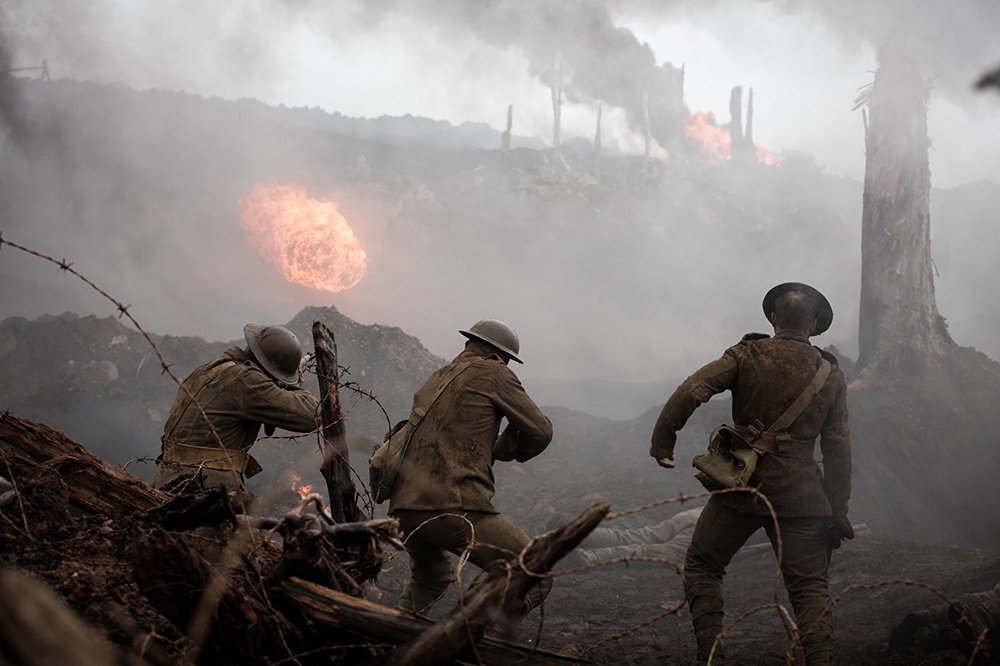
[
  {"x1": 577, "y1": 507, "x2": 703, "y2": 566},
  {"x1": 651, "y1": 329, "x2": 851, "y2": 665},
  {"x1": 390, "y1": 343, "x2": 554, "y2": 617},
  {"x1": 153, "y1": 346, "x2": 320, "y2": 491}
]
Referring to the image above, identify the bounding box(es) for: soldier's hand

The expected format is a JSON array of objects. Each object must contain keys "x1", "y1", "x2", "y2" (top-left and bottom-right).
[
  {"x1": 825, "y1": 512, "x2": 855, "y2": 549},
  {"x1": 656, "y1": 456, "x2": 676, "y2": 469}
]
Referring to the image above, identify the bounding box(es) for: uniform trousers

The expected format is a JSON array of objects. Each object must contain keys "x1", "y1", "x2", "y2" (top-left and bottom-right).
[
  {"x1": 393, "y1": 509, "x2": 552, "y2": 622},
  {"x1": 684, "y1": 497, "x2": 834, "y2": 665}
]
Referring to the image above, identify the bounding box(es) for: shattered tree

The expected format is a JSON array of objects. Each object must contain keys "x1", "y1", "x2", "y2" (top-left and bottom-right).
[{"x1": 856, "y1": 36, "x2": 955, "y2": 376}]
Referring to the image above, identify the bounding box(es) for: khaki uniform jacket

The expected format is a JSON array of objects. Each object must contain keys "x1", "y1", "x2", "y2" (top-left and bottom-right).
[
  {"x1": 159, "y1": 347, "x2": 320, "y2": 470},
  {"x1": 650, "y1": 330, "x2": 851, "y2": 517},
  {"x1": 389, "y1": 347, "x2": 553, "y2": 513}
]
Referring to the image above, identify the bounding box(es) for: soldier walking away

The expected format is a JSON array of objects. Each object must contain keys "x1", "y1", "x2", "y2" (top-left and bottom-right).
[
  {"x1": 153, "y1": 324, "x2": 320, "y2": 493},
  {"x1": 651, "y1": 283, "x2": 853, "y2": 665},
  {"x1": 389, "y1": 319, "x2": 554, "y2": 636}
]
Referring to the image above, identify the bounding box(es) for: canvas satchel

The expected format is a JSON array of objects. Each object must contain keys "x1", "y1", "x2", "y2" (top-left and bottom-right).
[
  {"x1": 368, "y1": 359, "x2": 477, "y2": 504},
  {"x1": 692, "y1": 359, "x2": 831, "y2": 491}
]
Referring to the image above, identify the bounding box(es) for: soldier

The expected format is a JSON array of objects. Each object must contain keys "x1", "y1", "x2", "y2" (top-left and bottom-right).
[
  {"x1": 651, "y1": 283, "x2": 853, "y2": 665},
  {"x1": 153, "y1": 324, "x2": 320, "y2": 493},
  {"x1": 389, "y1": 319, "x2": 553, "y2": 633}
]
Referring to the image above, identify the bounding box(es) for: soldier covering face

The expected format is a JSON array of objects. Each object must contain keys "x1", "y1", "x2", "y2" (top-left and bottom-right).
[{"x1": 153, "y1": 324, "x2": 320, "y2": 494}]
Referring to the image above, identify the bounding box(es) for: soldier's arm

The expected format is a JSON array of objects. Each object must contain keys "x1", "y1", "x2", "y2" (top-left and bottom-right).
[
  {"x1": 819, "y1": 371, "x2": 851, "y2": 515},
  {"x1": 490, "y1": 367, "x2": 553, "y2": 463},
  {"x1": 650, "y1": 349, "x2": 739, "y2": 461},
  {"x1": 239, "y1": 368, "x2": 321, "y2": 433}
]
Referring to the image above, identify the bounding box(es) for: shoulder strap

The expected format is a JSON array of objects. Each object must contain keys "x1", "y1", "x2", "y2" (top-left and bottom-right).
[
  {"x1": 409, "y1": 359, "x2": 478, "y2": 423},
  {"x1": 162, "y1": 360, "x2": 238, "y2": 441},
  {"x1": 767, "y1": 359, "x2": 831, "y2": 433}
]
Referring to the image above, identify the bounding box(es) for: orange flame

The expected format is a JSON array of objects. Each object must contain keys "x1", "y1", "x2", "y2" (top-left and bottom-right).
[
  {"x1": 684, "y1": 112, "x2": 732, "y2": 161},
  {"x1": 239, "y1": 184, "x2": 367, "y2": 292},
  {"x1": 683, "y1": 112, "x2": 782, "y2": 166},
  {"x1": 290, "y1": 473, "x2": 313, "y2": 500},
  {"x1": 756, "y1": 145, "x2": 782, "y2": 166}
]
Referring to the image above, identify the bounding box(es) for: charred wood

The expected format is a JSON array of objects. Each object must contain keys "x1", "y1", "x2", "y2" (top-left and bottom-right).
[
  {"x1": 857, "y1": 35, "x2": 954, "y2": 376},
  {"x1": 130, "y1": 525, "x2": 303, "y2": 664},
  {"x1": 312, "y1": 321, "x2": 363, "y2": 525},
  {"x1": 280, "y1": 578, "x2": 579, "y2": 666},
  {"x1": 140, "y1": 486, "x2": 248, "y2": 531},
  {"x1": 0, "y1": 413, "x2": 170, "y2": 518}
]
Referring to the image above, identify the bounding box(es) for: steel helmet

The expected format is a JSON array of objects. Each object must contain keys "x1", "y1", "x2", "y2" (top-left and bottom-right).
[
  {"x1": 762, "y1": 282, "x2": 833, "y2": 335},
  {"x1": 459, "y1": 319, "x2": 522, "y2": 364},
  {"x1": 244, "y1": 324, "x2": 303, "y2": 383}
]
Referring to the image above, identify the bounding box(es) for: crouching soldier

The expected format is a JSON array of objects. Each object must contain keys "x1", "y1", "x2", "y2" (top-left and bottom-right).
[
  {"x1": 153, "y1": 324, "x2": 320, "y2": 493},
  {"x1": 389, "y1": 319, "x2": 554, "y2": 635}
]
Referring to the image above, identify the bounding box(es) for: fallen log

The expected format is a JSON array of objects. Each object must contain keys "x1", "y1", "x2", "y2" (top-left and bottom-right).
[
  {"x1": 312, "y1": 321, "x2": 363, "y2": 524},
  {"x1": 0, "y1": 413, "x2": 170, "y2": 517},
  {"x1": 281, "y1": 577, "x2": 580, "y2": 665},
  {"x1": 387, "y1": 503, "x2": 610, "y2": 666}
]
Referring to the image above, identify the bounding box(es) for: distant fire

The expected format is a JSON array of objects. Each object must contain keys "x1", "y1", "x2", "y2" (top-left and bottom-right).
[
  {"x1": 683, "y1": 112, "x2": 781, "y2": 165},
  {"x1": 684, "y1": 112, "x2": 731, "y2": 161},
  {"x1": 239, "y1": 184, "x2": 367, "y2": 292},
  {"x1": 290, "y1": 473, "x2": 313, "y2": 500}
]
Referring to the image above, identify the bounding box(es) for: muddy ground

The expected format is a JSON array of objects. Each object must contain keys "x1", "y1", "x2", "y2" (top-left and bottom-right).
[
  {"x1": 373, "y1": 511, "x2": 998, "y2": 665},
  {"x1": 1, "y1": 477, "x2": 996, "y2": 665}
]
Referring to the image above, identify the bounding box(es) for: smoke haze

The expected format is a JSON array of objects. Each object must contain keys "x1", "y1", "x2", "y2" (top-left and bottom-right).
[{"x1": 1, "y1": 0, "x2": 999, "y2": 415}]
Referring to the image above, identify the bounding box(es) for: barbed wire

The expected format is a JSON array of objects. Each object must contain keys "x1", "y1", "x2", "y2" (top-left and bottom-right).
[
  {"x1": 395, "y1": 488, "x2": 988, "y2": 665},
  {"x1": 0, "y1": 234, "x2": 230, "y2": 456},
  {"x1": 0, "y1": 233, "x2": 384, "y2": 512}
]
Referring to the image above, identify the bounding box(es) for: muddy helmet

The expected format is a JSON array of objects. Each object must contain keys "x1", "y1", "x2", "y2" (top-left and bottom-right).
[
  {"x1": 762, "y1": 282, "x2": 833, "y2": 335},
  {"x1": 244, "y1": 324, "x2": 303, "y2": 383},
  {"x1": 459, "y1": 319, "x2": 523, "y2": 364}
]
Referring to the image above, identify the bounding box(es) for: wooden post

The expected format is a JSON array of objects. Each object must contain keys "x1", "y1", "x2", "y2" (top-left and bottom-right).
[
  {"x1": 550, "y1": 52, "x2": 563, "y2": 149},
  {"x1": 501, "y1": 104, "x2": 512, "y2": 153},
  {"x1": 593, "y1": 103, "x2": 602, "y2": 180},
  {"x1": 642, "y1": 91, "x2": 652, "y2": 159},
  {"x1": 312, "y1": 321, "x2": 362, "y2": 524}
]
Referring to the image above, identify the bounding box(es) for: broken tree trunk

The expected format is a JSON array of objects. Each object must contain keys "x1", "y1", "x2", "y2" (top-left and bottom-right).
[
  {"x1": 312, "y1": 321, "x2": 362, "y2": 524},
  {"x1": 281, "y1": 578, "x2": 579, "y2": 666},
  {"x1": 856, "y1": 35, "x2": 954, "y2": 376},
  {"x1": 550, "y1": 52, "x2": 563, "y2": 149},
  {"x1": 501, "y1": 104, "x2": 513, "y2": 153},
  {"x1": 387, "y1": 502, "x2": 610, "y2": 666},
  {"x1": 0, "y1": 413, "x2": 170, "y2": 517}
]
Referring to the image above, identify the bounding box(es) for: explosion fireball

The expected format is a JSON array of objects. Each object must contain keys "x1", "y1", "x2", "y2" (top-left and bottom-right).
[{"x1": 239, "y1": 184, "x2": 367, "y2": 292}]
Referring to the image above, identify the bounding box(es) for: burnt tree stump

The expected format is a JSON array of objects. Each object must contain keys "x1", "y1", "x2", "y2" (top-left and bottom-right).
[{"x1": 312, "y1": 321, "x2": 362, "y2": 524}]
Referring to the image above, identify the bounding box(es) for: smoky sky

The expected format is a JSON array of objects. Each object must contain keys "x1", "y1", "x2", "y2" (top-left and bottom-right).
[
  {"x1": 2, "y1": 1, "x2": 998, "y2": 184},
  {"x1": 1, "y1": 0, "x2": 999, "y2": 416}
]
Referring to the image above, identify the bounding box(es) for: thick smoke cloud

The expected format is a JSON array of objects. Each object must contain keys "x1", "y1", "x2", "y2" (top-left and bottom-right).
[{"x1": 0, "y1": 0, "x2": 998, "y2": 417}]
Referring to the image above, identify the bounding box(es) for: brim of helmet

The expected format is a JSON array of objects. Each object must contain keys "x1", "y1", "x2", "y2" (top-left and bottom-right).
[
  {"x1": 244, "y1": 323, "x2": 300, "y2": 383},
  {"x1": 459, "y1": 330, "x2": 523, "y2": 363},
  {"x1": 761, "y1": 282, "x2": 833, "y2": 335}
]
